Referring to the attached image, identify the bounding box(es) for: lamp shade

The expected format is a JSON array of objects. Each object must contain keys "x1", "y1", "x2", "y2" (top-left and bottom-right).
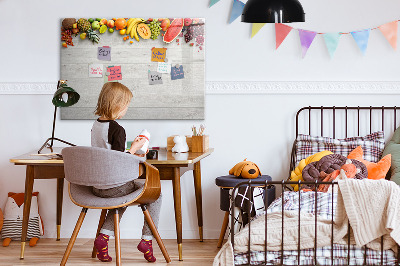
[
  {"x1": 241, "y1": 0, "x2": 305, "y2": 23},
  {"x1": 52, "y1": 84, "x2": 80, "y2": 107}
]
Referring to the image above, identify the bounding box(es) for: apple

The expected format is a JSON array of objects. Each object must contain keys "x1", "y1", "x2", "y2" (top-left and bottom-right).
[
  {"x1": 92, "y1": 21, "x2": 100, "y2": 30},
  {"x1": 72, "y1": 23, "x2": 77, "y2": 29},
  {"x1": 100, "y1": 18, "x2": 107, "y2": 25},
  {"x1": 161, "y1": 19, "x2": 170, "y2": 31},
  {"x1": 184, "y1": 18, "x2": 192, "y2": 26},
  {"x1": 107, "y1": 19, "x2": 115, "y2": 28},
  {"x1": 62, "y1": 42, "x2": 67, "y2": 48},
  {"x1": 71, "y1": 28, "x2": 79, "y2": 34}
]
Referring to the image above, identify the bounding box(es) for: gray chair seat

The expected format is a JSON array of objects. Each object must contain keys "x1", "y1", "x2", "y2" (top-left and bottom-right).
[{"x1": 69, "y1": 180, "x2": 145, "y2": 208}]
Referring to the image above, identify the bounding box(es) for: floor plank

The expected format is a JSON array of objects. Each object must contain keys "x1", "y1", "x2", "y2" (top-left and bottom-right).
[{"x1": 0, "y1": 239, "x2": 221, "y2": 265}]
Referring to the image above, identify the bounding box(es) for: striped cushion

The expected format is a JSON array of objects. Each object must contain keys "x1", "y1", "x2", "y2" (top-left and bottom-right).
[
  {"x1": 1, "y1": 217, "x2": 40, "y2": 240},
  {"x1": 295, "y1": 131, "x2": 385, "y2": 166}
]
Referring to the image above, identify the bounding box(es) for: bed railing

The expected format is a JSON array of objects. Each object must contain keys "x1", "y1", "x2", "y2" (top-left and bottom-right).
[{"x1": 230, "y1": 180, "x2": 400, "y2": 266}]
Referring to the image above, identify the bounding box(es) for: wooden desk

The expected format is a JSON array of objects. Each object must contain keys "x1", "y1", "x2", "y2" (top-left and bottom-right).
[{"x1": 10, "y1": 147, "x2": 213, "y2": 261}]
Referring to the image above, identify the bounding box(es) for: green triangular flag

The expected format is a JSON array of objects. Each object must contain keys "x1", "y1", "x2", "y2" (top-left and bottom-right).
[
  {"x1": 251, "y1": 23, "x2": 266, "y2": 38},
  {"x1": 209, "y1": 0, "x2": 220, "y2": 7}
]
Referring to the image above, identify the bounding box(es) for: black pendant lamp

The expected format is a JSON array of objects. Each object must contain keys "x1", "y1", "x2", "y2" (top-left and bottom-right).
[{"x1": 241, "y1": 0, "x2": 305, "y2": 23}]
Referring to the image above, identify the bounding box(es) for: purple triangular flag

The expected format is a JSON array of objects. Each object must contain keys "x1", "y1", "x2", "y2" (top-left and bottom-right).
[
  {"x1": 229, "y1": 0, "x2": 245, "y2": 24},
  {"x1": 298, "y1": 29, "x2": 317, "y2": 58}
]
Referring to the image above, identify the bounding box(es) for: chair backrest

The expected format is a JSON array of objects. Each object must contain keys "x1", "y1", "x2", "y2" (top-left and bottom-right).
[{"x1": 62, "y1": 146, "x2": 145, "y2": 187}]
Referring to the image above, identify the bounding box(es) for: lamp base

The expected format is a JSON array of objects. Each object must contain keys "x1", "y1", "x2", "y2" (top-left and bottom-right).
[{"x1": 38, "y1": 137, "x2": 76, "y2": 154}]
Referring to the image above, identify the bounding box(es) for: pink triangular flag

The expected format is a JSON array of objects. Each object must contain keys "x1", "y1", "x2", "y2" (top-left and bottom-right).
[
  {"x1": 378, "y1": 21, "x2": 397, "y2": 50},
  {"x1": 298, "y1": 29, "x2": 317, "y2": 58},
  {"x1": 275, "y1": 23, "x2": 293, "y2": 49}
]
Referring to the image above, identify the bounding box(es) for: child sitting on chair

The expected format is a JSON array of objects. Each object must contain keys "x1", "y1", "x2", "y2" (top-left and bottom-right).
[{"x1": 91, "y1": 82, "x2": 162, "y2": 263}]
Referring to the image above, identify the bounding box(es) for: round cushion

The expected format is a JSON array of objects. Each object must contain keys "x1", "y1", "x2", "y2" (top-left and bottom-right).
[{"x1": 215, "y1": 175, "x2": 272, "y2": 188}]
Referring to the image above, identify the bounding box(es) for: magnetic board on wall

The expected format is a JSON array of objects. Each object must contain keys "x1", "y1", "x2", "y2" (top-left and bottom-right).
[{"x1": 60, "y1": 18, "x2": 205, "y2": 120}]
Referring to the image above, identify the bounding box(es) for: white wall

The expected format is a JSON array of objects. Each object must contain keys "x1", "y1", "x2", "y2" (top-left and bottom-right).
[{"x1": 1, "y1": 0, "x2": 400, "y2": 239}]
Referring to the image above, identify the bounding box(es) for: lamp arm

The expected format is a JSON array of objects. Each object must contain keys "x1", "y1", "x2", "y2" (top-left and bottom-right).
[{"x1": 50, "y1": 105, "x2": 57, "y2": 148}]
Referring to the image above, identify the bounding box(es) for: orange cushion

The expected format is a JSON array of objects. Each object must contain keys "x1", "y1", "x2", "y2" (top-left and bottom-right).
[{"x1": 347, "y1": 146, "x2": 391, "y2": 180}]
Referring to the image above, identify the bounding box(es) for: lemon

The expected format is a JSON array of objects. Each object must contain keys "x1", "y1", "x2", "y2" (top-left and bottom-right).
[
  {"x1": 99, "y1": 25, "x2": 107, "y2": 34},
  {"x1": 119, "y1": 29, "x2": 126, "y2": 35}
]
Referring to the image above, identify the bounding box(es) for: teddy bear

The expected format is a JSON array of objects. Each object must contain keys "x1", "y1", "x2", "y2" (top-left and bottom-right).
[
  {"x1": 1, "y1": 192, "x2": 44, "y2": 247},
  {"x1": 172, "y1": 135, "x2": 189, "y2": 153},
  {"x1": 229, "y1": 159, "x2": 261, "y2": 179}
]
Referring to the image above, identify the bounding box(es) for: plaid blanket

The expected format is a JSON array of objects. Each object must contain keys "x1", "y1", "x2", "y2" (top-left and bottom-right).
[{"x1": 234, "y1": 191, "x2": 397, "y2": 265}]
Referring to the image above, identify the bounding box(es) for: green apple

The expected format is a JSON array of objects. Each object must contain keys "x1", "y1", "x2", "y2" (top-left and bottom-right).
[{"x1": 92, "y1": 21, "x2": 100, "y2": 30}]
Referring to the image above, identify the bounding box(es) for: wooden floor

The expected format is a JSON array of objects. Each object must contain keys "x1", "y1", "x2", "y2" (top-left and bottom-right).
[{"x1": 0, "y1": 239, "x2": 222, "y2": 265}]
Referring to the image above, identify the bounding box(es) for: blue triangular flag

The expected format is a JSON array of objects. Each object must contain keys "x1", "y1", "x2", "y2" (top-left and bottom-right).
[
  {"x1": 229, "y1": 0, "x2": 245, "y2": 23},
  {"x1": 209, "y1": 0, "x2": 221, "y2": 7},
  {"x1": 323, "y1": 33, "x2": 341, "y2": 58},
  {"x1": 351, "y1": 29, "x2": 370, "y2": 55}
]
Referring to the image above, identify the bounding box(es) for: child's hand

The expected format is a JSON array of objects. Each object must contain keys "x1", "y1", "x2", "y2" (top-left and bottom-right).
[
  {"x1": 134, "y1": 148, "x2": 149, "y2": 157},
  {"x1": 129, "y1": 137, "x2": 147, "y2": 155}
]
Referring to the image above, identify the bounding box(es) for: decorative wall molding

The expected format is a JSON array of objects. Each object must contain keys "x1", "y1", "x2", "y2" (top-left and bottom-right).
[{"x1": 1, "y1": 81, "x2": 400, "y2": 95}]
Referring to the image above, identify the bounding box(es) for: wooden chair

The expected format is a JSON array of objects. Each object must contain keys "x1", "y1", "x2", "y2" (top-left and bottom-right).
[{"x1": 60, "y1": 146, "x2": 171, "y2": 265}]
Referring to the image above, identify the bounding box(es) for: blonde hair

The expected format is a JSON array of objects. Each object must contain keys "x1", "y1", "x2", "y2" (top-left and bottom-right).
[{"x1": 95, "y1": 82, "x2": 133, "y2": 120}]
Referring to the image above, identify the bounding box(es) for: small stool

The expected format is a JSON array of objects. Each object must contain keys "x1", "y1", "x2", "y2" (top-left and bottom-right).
[{"x1": 215, "y1": 175, "x2": 275, "y2": 248}]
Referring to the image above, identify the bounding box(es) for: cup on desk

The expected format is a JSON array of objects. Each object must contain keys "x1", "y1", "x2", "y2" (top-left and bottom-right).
[{"x1": 146, "y1": 150, "x2": 158, "y2": 160}]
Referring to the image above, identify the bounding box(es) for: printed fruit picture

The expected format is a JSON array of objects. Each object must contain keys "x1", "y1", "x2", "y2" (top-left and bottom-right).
[
  {"x1": 61, "y1": 17, "x2": 204, "y2": 48},
  {"x1": 163, "y1": 18, "x2": 184, "y2": 43}
]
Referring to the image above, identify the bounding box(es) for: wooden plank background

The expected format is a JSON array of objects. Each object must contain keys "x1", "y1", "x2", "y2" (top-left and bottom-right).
[{"x1": 60, "y1": 18, "x2": 205, "y2": 120}]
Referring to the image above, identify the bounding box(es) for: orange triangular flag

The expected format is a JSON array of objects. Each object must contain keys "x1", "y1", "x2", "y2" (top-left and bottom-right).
[
  {"x1": 275, "y1": 23, "x2": 293, "y2": 49},
  {"x1": 378, "y1": 21, "x2": 398, "y2": 50}
]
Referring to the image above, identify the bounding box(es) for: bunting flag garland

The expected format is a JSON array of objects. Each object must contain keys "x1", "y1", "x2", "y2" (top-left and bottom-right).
[
  {"x1": 229, "y1": 0, "x2": 245, "y2": 24},
  {"x1": 351, "y1": 29, "x2": 370, "y2": 55},
  {"x1": 275, "y1": 23, "x2": 293, "y2": 49},
  {"x1": 208, "y1": 3, "x2": 400, "y2": 58},
  {"x1": 298, "y1": 29, "x2": 317, "y2": 58},
  {"x1": 209, "y1": 0, "x2": 221, "y2": 7},
  {"x1": 323, "y1": 33, "x2": 341, "y2": 58},
  {"x1": 251, "y1": 23, "x2": 266, "y2": 38},
  {"x1": 378, "y1": 21, "x2": 398, "y2": 50}
]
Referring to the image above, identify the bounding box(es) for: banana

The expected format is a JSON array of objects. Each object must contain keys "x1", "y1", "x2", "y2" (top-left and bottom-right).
[
  {"x1": 126, "y1": 18, "x2": 135, "y2": 34},
  {"x1": 129, "y1": 18, "x2": 144, "y2": 41}
]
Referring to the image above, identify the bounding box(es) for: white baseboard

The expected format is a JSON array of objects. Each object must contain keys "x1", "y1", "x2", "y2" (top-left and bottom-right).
[{"x1": 1, "y1": 81, "x2": 400, "y2": 94}]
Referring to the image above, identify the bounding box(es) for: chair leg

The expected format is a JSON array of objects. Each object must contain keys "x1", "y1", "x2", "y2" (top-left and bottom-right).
[
  {"x1": 60, "y1": 208, "x2": 88, "y2": 266},
  {"x1": 217, "y1": 211, "x2": 230, "y2": 248},
  {"x1": 91, "y1": 209, "x2": 108, "y2": 258},
  {"x1": 114, "y1": 209, "x2": 121, "y2": 266},
  {"x1": 141, "y1": 205, "x2": 171, "y2": 263}
]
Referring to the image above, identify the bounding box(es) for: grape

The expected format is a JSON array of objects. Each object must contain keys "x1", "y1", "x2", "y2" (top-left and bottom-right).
[{"x1": 150, "y1": 21, "x2": 162, "y2": 40}]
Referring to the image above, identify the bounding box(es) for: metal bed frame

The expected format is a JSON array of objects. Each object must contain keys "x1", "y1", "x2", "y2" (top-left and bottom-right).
[{"x1": 230, "y1": 106, "x2": 400, "y2": 266}]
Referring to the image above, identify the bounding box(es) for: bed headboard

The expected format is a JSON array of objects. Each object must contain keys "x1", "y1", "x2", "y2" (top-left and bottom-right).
[{"x1": 290, "y1": 106, "x2": 400, "y2": 179}]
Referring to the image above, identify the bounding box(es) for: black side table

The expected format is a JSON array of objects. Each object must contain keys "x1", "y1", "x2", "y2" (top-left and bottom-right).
[{"x1": 215, "y1": 175, "x2": 275, "y2": 248}]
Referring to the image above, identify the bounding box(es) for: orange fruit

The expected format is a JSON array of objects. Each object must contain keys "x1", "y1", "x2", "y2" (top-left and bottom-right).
[{"x1": 115, "y1": 18, "x2": 127, "y2": 30}]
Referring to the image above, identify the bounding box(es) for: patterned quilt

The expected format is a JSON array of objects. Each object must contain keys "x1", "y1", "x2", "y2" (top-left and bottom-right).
[{"x1": 234, "y1": 191, "x2": 397, "y2": 265}]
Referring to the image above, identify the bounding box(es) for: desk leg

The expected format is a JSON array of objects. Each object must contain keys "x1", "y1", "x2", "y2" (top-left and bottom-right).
[
  {"x1": 172, "y1": 167, "x2": 183, "y2": 261},
  {"x1": 20, "y1": 165, "x2": 34, "y2": 259},
  {"x1": 56, "y1": 178, "x2": 64, "y2": 241},
  {"x1": 193, "y1": 161, "x2": 203, "y2": 242}
]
